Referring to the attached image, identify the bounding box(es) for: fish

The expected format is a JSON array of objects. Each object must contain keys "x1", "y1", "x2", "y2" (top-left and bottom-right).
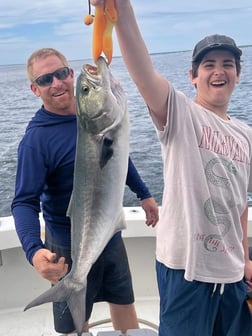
[{"x1": 24, "y1": 56, "x2": 130, "y2": 335}]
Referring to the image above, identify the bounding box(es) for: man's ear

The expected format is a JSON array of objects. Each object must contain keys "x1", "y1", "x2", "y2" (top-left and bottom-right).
[
  {"x1": 30, "y1": 83, "x2": 41, "y2": 97},
  {"x1": 70, "y1": 68, "x2": 74, "y2": 78},
  {"x1": 189, "y1": 69, "x2": 197, "y2": 87}
]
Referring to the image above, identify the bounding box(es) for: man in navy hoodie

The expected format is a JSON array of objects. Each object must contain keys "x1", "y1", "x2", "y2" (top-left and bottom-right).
[{"x1": 11, "y1": 48, "x2": 159, "y2": 335}]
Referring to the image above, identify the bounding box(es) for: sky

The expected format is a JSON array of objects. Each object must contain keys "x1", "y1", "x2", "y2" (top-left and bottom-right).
[{"x1": 0, "y1": 0, "x2": 252, "y2": 65}]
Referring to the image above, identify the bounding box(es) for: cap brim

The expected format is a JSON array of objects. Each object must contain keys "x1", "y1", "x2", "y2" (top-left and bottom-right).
[{"x1": 192, "y1": 44, "x2": 242, "y2": 62}]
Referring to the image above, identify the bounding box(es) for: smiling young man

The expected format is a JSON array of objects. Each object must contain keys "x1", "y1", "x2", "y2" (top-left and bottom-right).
[{"x1": 91, "y1": 1, "x2": 252, "y2": 335}]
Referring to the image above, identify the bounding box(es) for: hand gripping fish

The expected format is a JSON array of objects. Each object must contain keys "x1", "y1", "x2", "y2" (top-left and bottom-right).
[{"x1": 24, "y1": 56, "x2": 130, "y2": 335}]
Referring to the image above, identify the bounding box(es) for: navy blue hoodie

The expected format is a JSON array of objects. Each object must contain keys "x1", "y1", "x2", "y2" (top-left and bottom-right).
[{"x1": 11, "y1": 106, "x2": 151, "y2": 264}]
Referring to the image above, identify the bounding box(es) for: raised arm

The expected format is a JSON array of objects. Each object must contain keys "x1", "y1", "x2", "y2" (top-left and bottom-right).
[{"x1": 90, "y1": 0, "x2": 169, "y2": 128}]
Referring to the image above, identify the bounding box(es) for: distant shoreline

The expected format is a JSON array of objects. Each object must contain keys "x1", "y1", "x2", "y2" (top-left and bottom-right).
[{"x1": 1, "y1": 45, "x2": 251, "y2": 67}]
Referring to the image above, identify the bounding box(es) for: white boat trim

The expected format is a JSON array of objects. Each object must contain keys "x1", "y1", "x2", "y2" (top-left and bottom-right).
[
  {"x1": 0, "y1": 207, "x2": 156, "y2": 251},
  {"x1": 1, "y1": 206, "x2": 252, "y2": 251}
]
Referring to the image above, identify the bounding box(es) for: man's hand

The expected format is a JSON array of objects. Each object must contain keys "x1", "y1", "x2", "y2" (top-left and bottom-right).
[
  {"x1": 140, "y1": 197, "x2": 159, "y2": 227},
  {"x1": 245, "y1": 259, "x2": 252, "y2": 290},
  {"x1": 32, "y1": 248, "x2": 68, "y2": 285}
]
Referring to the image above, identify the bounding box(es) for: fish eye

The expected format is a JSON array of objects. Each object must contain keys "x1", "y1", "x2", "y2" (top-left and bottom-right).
[{"x1": 82, "y1": 85, "x2": 89, "y2": 94}]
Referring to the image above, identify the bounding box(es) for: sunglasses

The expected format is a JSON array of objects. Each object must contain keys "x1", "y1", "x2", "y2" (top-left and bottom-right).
[{"x1": 33, "y1": 67, "x2": 71, "y2": 87}]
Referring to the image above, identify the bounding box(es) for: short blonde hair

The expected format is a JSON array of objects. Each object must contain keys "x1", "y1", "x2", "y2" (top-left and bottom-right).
[{"x1": 27, "y1": 48, "x2": 69, "y2": 81}]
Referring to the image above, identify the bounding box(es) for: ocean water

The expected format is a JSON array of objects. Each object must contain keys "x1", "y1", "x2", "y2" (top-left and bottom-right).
[{"x1": 0, "y1": 47, "x2": 252, "y2": 217}]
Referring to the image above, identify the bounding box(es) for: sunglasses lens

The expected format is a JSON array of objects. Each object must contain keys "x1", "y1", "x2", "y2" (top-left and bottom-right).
[
  {"x1": 35, "y1": 74, "x2": 53, "y2": 86},
  {"x1": 55, "y1": 67, "x2": 70, "y2": 80},
  {"x1": 34, "y1": 67, "x2": 70, "y2": 87}
]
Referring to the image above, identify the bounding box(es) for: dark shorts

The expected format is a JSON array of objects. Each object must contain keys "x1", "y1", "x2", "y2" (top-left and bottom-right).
[
  {"x1": 45, "y1": 234, "x2": 134, "y2": 334},
  {"x1": 156, "y1": 261, "x2": 252, "y2": 336}
]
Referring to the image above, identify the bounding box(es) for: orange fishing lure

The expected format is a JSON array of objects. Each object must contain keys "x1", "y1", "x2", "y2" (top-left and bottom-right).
[{"x1": 84, "y1": 0, "x2": 117, "y2": 64}]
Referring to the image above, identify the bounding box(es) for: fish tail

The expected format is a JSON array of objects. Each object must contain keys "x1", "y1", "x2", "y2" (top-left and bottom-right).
[
  {"x1": 67, "y1": 287, "x2": 87, "y2": 334},
  {"x1": 24, "y1": 280, "x2": 69, "y2": 311},
  {"x1": 24, "y1": 279, "x2": 87, "y2": 334}
]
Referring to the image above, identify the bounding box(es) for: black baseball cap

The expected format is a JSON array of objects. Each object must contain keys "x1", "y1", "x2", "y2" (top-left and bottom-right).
[{"x1": 192, "y1": 34, "x2": 242, "y2": 62}]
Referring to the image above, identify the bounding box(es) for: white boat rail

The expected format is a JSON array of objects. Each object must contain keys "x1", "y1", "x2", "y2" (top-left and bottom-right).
[
  {"x1": 1, "y1": 206, "x2": 252, "y2": 251},
  {"x1": 0, "y1": 207, "x2": 156, "y2": 251}
]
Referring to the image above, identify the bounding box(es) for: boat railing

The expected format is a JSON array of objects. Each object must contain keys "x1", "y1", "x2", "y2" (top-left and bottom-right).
[
  {"x1": 1, "y1": 206, "x2": 252, "y2": 253},
  {"x1": 0, "y1": 207, "x2": 156, "y2": 252}
]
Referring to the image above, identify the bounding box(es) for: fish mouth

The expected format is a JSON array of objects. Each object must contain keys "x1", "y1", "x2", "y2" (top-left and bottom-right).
[{"x1": 82, "y1": 56, "x2": 108, "y2": 83}]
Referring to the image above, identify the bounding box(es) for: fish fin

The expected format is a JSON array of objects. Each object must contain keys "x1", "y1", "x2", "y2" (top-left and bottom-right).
[
  {"x1": 100, "y1": 136, "x2": 114, "y2": 168},
  {"x1": 24, "y1": 279, "x2": 87, "y2": 334},
  {"x1": 113, "y1": 208, "x2": 127, "y2": 233}
]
